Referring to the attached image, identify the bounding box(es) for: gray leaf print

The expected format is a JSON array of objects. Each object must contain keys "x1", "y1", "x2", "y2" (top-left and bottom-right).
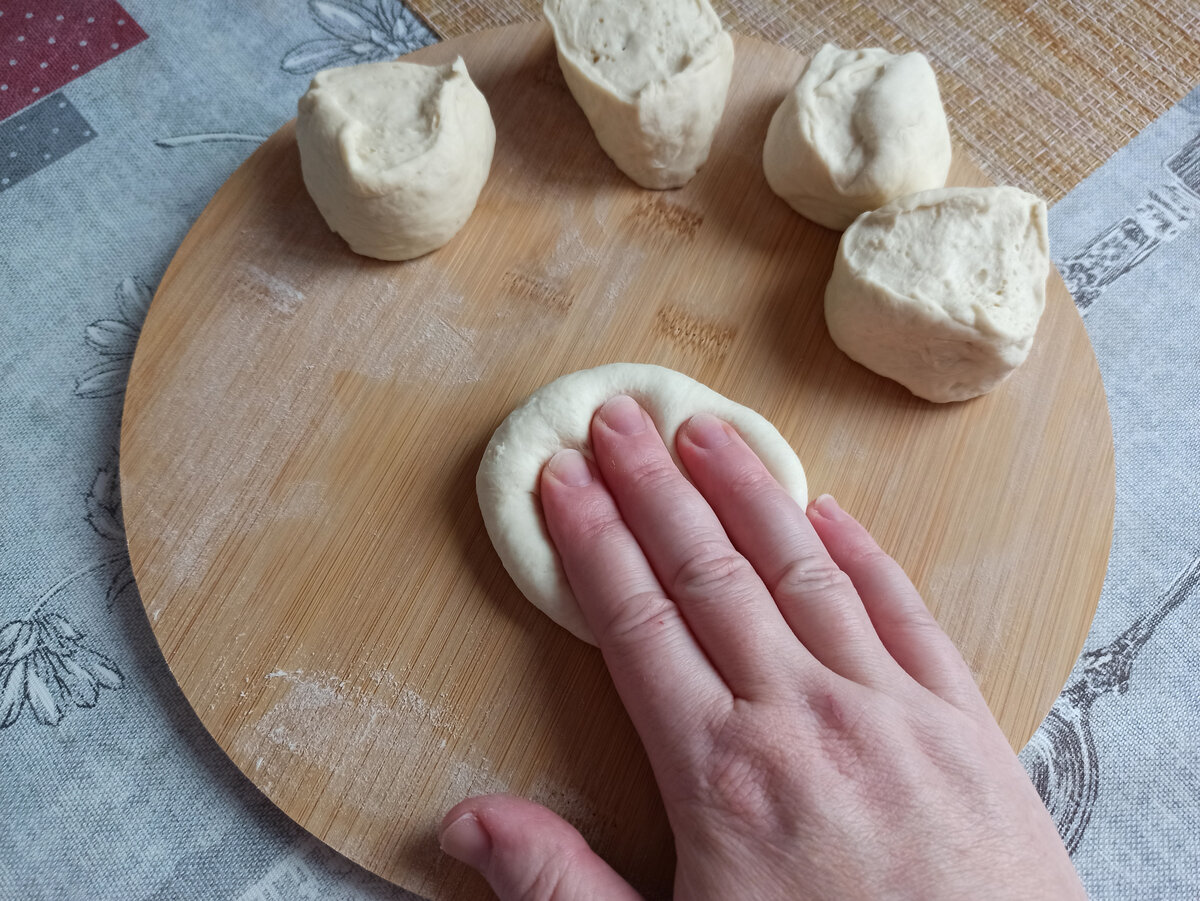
[
  {"x1": 281, "y1": 0, "x2": 433, "y2": 75},
  {"x1": 0, "y1": 612, "x2": 125, "y2": 730}
]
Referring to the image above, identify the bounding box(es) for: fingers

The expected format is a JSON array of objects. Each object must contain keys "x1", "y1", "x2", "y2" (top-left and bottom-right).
[
  {"x1": 440, "y1": 794, "x2": 642, "y2": 901},
  {"x1": 806, "y1": 494, "x2": 983, "y2": 710},
  {"x1": 587, "y1": 396, "x2": 807, "y2": 697},
  {"x1": 540, "y1": 447, "x2": 729, "y2": 734},
  {"x1": 676, "y1": 414, "x2": 902, "y2": 688}
]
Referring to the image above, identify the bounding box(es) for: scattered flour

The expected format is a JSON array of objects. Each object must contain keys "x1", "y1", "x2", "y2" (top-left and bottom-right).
[
  {"x1": 346, "y1": 259, "x2": 483, "y2": 385},
  {"x1": 445, "y1": 757, "x2": 513, "y2": 803},
  {"x1": 822, "y1": 425, "x2": 868, "y2": 463},
  {"x1": 602, "y1": 243, "x2": 645, "y2": 308},
  {"x1": 248, "y1": 667, "x2": 596, "y2": 837},
  {"x1": 242, "y1": 263, "x2": 307, "y2": 315},
  {"x1": 255, "y1": 668, "x2": 459, "y2": 762},
  {"x1": 543, "y1": 223, "x2": 600, "y2": 281}
]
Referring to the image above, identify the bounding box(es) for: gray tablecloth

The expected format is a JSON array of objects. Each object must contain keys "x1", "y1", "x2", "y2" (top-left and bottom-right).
[{"x1": 2, "y1": 1, "x2": 1197, "y2": 897}]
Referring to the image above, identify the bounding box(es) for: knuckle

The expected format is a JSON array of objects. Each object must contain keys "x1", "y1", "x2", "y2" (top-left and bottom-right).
[
  {"x1": 687, "y1": 714, "x2": 807, "y2": 834},
  {"x1": 891, "y1": 604, "x2": 942, "y2": 638},
  {"x1": 842, "y1": 541, "x2": 892, "y2": 573},
  {"x1": 621, "y1": 453, "x2": 685, "y2": 497},
  {"x1": 771, "y1": 555, "x2": 855, "y2": 600},
  {"x1": 566, "y1": 497, "x2": 627, "y2": 546},
  {"x1": 704, "y1": 751, "x2": 778, "y2": 825},
  {"x1": 866, "y1": 582, "x2": 946, "y2": 644},
  {"x1": 669, "y1": 541, "x2": 757, "y2": 600},
  {"x1": 803, "y1": 683, "x2": 897, "y2": 780},
  {"x1": 595, "y1": 589, "x2": 679, "y2": 647},
  {"x1": 806, "y1": 681, "x2": 873, "y2": 737},
  {"x1": 721, "y1": 458, "x2": 780, "y2": 501}
]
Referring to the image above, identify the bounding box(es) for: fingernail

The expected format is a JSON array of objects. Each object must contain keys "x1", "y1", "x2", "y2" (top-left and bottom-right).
[
  {"x1": 810, "y1": 494, "x2": 846, "y2": 520},
  {"x1": 546, "y1": 448, "x2": 592, "y2": 486},
  {"x1": 440, "y1": 812, "x2": 492, "y2": 870},
  {"x1": 598, "y1": 395, "x2": 646, "y2": 435},
  {"x1": 684, "y1": 413, "x2": 732, "y2": 449}
]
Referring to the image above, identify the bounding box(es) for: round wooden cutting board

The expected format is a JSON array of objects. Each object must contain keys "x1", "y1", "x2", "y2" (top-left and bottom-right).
[{"x1": 121, "y1": 24, "x2": 1114, "y2": 900}]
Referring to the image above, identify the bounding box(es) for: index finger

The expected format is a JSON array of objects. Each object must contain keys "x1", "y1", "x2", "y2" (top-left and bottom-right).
[{"x1": 539, "y1": 448, "x2": 729, "y2": 737}]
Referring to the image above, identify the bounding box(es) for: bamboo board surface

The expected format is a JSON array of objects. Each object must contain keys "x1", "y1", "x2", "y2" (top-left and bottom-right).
[{"x1": 121, "y1": 24, "x2": 1114, "y2": 899}]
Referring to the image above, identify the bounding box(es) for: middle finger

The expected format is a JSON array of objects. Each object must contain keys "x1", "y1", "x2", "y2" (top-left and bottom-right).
[{"x1": 591, "y1": 395, "x2": 815, "y2": 698}]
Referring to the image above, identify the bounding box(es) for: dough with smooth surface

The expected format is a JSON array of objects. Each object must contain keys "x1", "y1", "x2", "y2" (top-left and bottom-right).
[
  {"x1": 544, "y1": 0, "x2": 734, "y2": 189},
  {"x1": 763, "y1": 44, "x2": 951, "y2": 230},
  {"x1": 296, "y1": 58, "x2": 495, "y2": 261},
  {"x1": 477, "y1": 363, "x2": 807, "y2": 643},
  {"x1": 824, "y1": 186, "x2": 1050, "y2": 403}
]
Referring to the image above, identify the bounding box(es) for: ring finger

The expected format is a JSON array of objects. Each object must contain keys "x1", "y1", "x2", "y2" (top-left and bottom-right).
[{"x1": 676, "y1": 413, "x2": 904, "y2": 688}]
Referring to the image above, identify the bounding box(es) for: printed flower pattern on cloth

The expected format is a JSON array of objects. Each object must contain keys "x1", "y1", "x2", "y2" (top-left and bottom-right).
[
  {"x1": 0, "y1": 276, "x2": 151, "y2": 731},
  {"x1": 280, "y1": 0, "x2": 434, "y2": 75},
  {"x1": 1, "y1": 456, "x2": 130, "y2": 729},
  {"x1": 86, "y1": 453, "x2": 136, "y2": 607},
  {"x1": 75, "y1": 275, "x2": 149, "y2": 400},
  {"x1": 1, "y1": 611, "x2": 124, "y2": 728}
]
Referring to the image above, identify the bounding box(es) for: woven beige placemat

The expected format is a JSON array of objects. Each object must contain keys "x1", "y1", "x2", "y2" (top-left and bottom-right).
[{"x1": 405, "y1": 0, "x2": 1200, "y2": 201}]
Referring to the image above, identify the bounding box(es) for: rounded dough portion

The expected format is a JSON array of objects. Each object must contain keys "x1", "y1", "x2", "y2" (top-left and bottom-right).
[
  {"x1": 763, "y1": 44, "x2": 951, "y2": 230},
  {"x1": 824, "y1": 186, "x2": 1050, "y2": 403},
  {"x1": 544, "y1": 0, "x2": 734, "y2": 189},
  {"x1": 477, "y1": 363, "x2": 808, "y2": 643},
  {"x1": 296, "y1": 57, "x2": 495, "y2": 261}
]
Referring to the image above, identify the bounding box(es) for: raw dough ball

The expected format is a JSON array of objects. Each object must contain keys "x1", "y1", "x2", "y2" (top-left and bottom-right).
[
  {"x1": 763, "y1": 44, "x2": 952, "y2": 230},
  {"x1": 544, "y1": 0, "x2": 734, "y2": 189},
  {"x1": 477, "y1": 363, "x2": 807, "y2": 643},
  {"x1": 295, "y1": 57, "x2": 495, "y2": 261},
  {"x1": 824, "y1": 186, "x2": 1050, "y2": 403}
]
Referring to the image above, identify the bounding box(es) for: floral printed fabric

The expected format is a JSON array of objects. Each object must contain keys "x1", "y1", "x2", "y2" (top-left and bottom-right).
[
  {"x1": 281, "y1": 0, "x2": 429, "y2": 74},
  {"x1": 0, "y1": 0, "x2": 1197, "y2": 898}
]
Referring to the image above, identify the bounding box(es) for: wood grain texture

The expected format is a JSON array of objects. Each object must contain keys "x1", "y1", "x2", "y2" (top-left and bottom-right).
[
  {"x1": 406, "y1": 0, "x2": 1200, "y2": 201},
  {"x1": 121, "y1": 25, "x2": 1114, "y2": 899}
]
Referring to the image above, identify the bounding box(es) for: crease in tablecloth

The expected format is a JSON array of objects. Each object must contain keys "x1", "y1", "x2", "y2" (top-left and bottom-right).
[{"x1": 0, "y1": 2, "x2": 1197, "y2": 898}]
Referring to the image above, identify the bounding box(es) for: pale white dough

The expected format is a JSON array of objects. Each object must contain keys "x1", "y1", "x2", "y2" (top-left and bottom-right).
[
  {"x1": 763, "y1": 44, "x2": 952, "y2": 230},
  {"x1": 824, "y1": 186, "x2": 1050, "y2": 403},
  {"x1": 543, "y1": 0, "x2": 734, "y2": 189},
  {"x1": 477, "y1": 363, "x2": 807, "y2": 643},
  {"x1": 295, "y1": 57, "x2": 495, "y2": 261}
]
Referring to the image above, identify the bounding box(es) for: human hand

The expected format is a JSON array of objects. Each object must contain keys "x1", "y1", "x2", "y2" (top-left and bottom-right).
[{"x1": 441, "y1": 395, "x2": 1085, "y2": 900}]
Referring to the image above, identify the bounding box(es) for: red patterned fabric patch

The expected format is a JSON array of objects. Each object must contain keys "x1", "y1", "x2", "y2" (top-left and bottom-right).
[{"x1": 0, "y1": 1, "x2": 146, "y2": 121}]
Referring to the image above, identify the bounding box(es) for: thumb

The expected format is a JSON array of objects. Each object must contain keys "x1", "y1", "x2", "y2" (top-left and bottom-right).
[{"x1": 439, "y1": 793, "x2": 643, "y2": 901}]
